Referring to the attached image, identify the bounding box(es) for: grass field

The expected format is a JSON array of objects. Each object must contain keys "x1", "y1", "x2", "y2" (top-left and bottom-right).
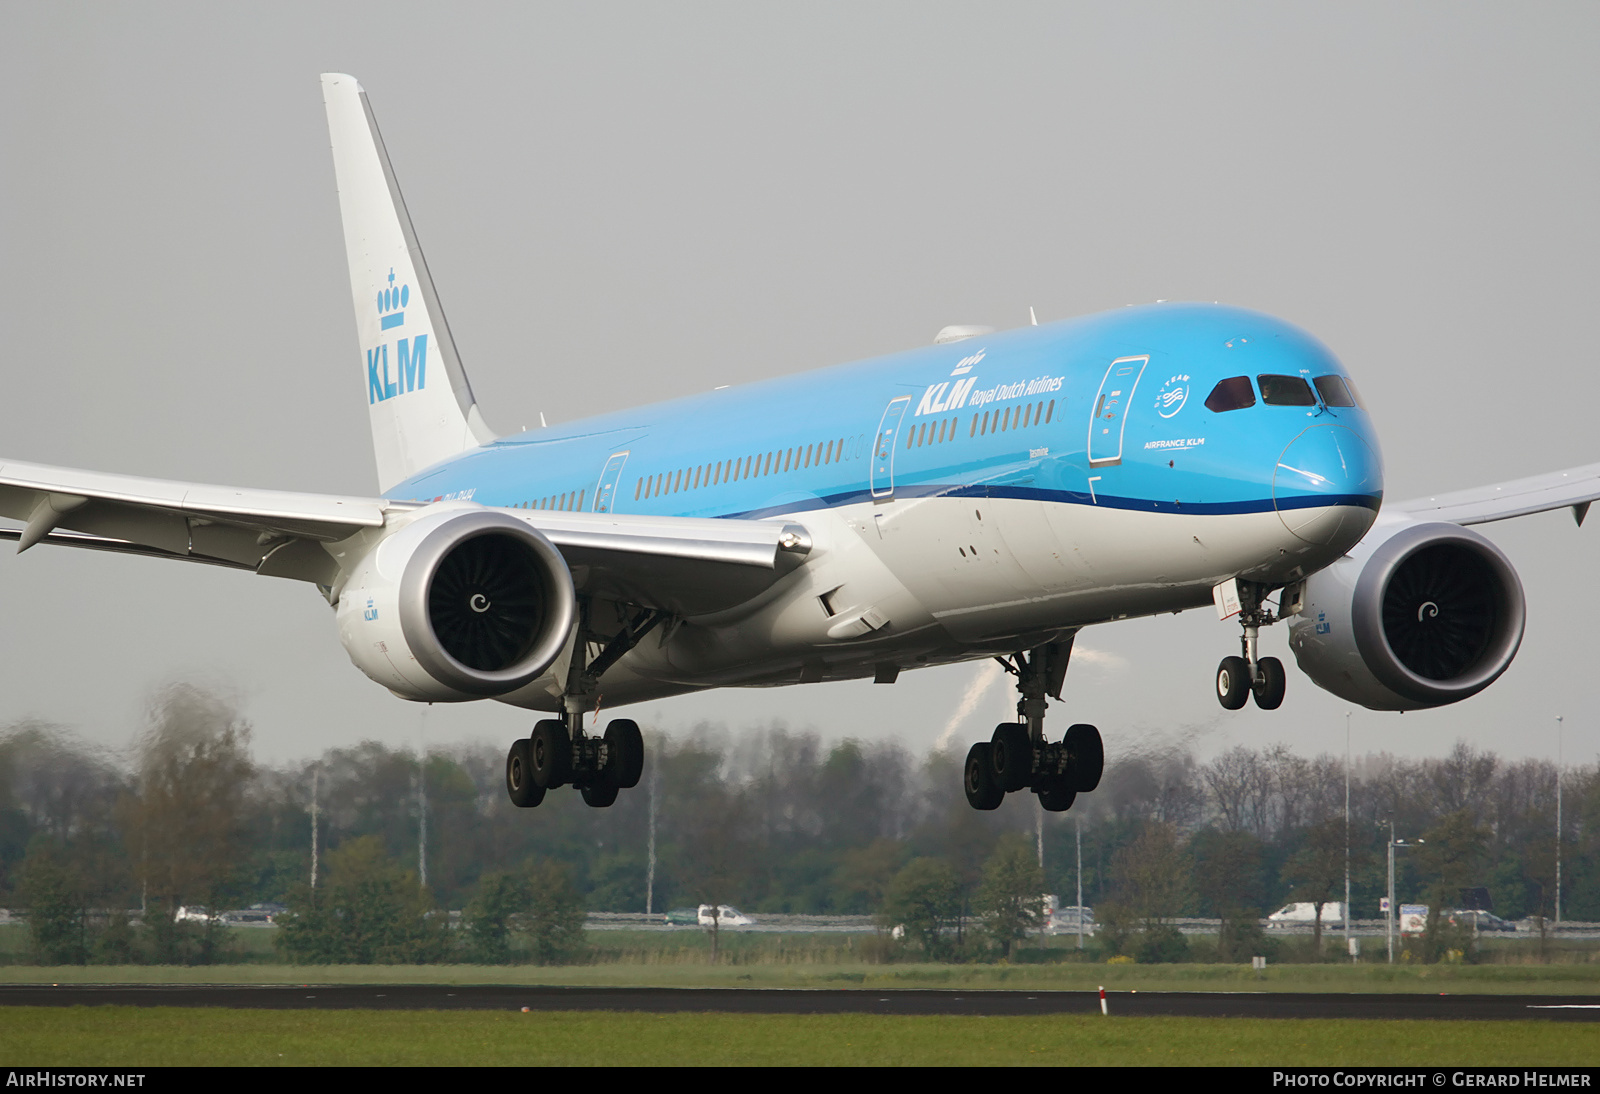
[{"x1": 2, "y1": 1008, "x2": 1597, "y2": 1066}]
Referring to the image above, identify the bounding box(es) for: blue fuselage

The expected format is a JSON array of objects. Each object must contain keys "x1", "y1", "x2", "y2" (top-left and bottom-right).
[{"x1": 390, "y1": 302, "x2": 1383, "y2": 542}]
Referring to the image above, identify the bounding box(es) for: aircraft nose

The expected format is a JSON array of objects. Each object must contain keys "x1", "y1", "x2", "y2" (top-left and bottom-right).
[{"x1": 1273, "y1": 424, "x2": 1383, "y2": 546}]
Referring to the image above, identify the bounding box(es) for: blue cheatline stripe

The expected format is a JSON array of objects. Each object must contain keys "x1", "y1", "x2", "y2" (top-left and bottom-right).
[{"x1": 715, "y1": 484, "x2": 1383, "y2": 522}]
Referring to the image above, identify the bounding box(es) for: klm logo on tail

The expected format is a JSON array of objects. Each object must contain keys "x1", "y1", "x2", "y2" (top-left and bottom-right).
[{"x1": 368, "y1": 268, "x2": 427, "y2": 404}]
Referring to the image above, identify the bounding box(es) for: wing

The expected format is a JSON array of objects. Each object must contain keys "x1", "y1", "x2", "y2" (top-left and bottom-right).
[
  {"x1": 0, "y1": 458, "x2": 810, "y2": 614},
  {"x1": 1392, "y1": 460, "x2": 1600, "y2": 527}
]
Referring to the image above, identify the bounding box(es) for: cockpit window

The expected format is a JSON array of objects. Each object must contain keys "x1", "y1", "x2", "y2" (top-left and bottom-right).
[
  {"x1": 1204, "y1": 376, "x2": 1256, "y2": 413},
  {"x1": 1257, "y1": 374, "x2": 1317, "y2": 406},
  {"x1": 1313, "y1": 375, "x2": 1356, "y2": 408}
]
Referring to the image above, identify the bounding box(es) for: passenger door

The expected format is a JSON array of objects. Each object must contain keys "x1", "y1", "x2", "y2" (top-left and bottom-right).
[{"x1": 1087, "y1": 355, "x2": 1149, "y2": 467}]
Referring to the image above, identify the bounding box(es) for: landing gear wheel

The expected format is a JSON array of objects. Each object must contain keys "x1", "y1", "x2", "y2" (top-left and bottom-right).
[
  {"x1": 529, "y1": 719, "x2": 571, "y2": 788},
  {"x1": 505, "y1": 739, "x2": 546, "y2": 808},
  {"x1": 605, "y1": 719, "x2": 645, "y2": 789},
  {"x1": 1036, "y1": 775, "x2": 1077, "y2": 813},
  {"x1": 1252, "y1": 655, "x2": 1286, "y2": 710},
  {"x1": 964, "y1": 742, "x2": 1003, "y2": 811},
  {"x1": 580, "y1": 769, "x2": 619, "y2": 808},
  {"x1": 989, "y1": 722, "x2": 1032, "y2": 793},
  {"x1": 1063, "y1": 723, "x2": 1103, "y2": 792},
  {"x1": 1216, "y1": 656, "x2": 1250, "y2": 711}
]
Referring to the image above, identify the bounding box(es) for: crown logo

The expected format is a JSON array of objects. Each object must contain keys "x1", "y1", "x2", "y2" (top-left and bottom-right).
[{"x1": 378, "y1": 268, "x2": 408, "y2": 330}]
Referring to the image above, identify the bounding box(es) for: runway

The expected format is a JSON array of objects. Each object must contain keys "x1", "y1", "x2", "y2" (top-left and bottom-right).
[{"x1": 1, "y1": 984, "x2": 1596, "y2": 1020}]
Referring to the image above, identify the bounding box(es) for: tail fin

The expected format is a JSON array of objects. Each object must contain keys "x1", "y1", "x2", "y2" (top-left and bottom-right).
[{"x1": 321, "y1": 73, "x2": 495, "y2": 492}]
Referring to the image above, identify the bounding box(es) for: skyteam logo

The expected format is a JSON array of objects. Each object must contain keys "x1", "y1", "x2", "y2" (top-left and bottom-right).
[
  {"x1": 1155, "y1": 374, "x2": 1191, "y2": 419},
  {"x1": 368, "y1": 267, "x2": 428, "y2": 405}
]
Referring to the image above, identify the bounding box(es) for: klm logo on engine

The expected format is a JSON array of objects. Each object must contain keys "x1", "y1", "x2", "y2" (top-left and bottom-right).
[{"x1": 368, "y1": 268, "x2": 428, "y2": 404}]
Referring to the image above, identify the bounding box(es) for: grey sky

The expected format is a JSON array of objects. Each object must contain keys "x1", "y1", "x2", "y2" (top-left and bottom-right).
[{"x1": 1, "y1": 2, "x2": 1595, "y2": 770}]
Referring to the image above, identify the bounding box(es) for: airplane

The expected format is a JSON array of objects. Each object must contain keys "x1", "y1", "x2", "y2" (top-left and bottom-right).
[{"x1": 2, "y1": 74, "x2": 1597, "y2": 814}]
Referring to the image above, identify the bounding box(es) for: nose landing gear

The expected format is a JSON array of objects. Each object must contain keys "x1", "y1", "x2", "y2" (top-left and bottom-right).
[
  {"x1": 1214, "y1": 578, "x2": 1293, "y2": 711},
  {"x1": 961, "y1": 638, "x2": 1104, "y2": 814}
]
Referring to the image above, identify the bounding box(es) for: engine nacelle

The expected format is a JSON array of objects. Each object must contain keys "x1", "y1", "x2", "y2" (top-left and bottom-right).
[
  {"x1": 335, "y1": 506, "x2": 577, "y2": 702},
  {"x1": 1287, "y1": 517, "x2": 1525, "y2": 711}
]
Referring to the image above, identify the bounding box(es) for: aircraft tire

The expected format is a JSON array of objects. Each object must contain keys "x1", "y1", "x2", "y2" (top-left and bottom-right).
[
  {"x1": 989, "y1": 722, "x2": 1032, "y2": 793},
  {"x1": 581, "y1": 767, "x2": 619, "y2": 808},
  {"x1": 1216, "y1": 657, "x2": 1250, "y2": 710},
  {"x1": 1252, "y1": 656, "x2": 1286, "y2": 710},
  {"x1": 1064, "y1": 723, "x2": 1104, "y2": 793},
  {"x1": 606, "y1": 718, "x2": 645, "y2": 789},
  {"x1": 505, "y1": 739, "x2": 546, "y2": 808},
  {"x1": 529, "y1": 719, "x2": 571, "y2": 789},
  {"x1": 964, "y1": 742, "x2": 1003, "y2": 810},
  {"x1": 1036, "y1": 775, "x2": 1077, "y2": 813}
]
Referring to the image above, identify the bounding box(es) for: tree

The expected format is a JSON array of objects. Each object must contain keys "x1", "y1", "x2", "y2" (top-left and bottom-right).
[
  {"x1": 976, "y1": 834, "x2": 1045, "y2": 960},
  {"x1": 1416, "y1": 810, "x2": 1489, "y2": 963},
  {"x1": 1107, "y1": 822, "x2": 1192, "y2": 963},
  {"x1": 1282, "y1": 819, "x2": 1353, "y2": 959},
  {"x1": 674, "y1": 783, "x2": 754, "y2": 963},
  {"x1": 124, "y1": 685, "x2": 255, "y2": 964},
  {"x1": 1191, "y1": 829, "x2": 1268, "y2": 963},
  {"x1": 519, "y1": 859, "x2": 586, "y2": 965},
  {"x1": 17, "y1": 845, "x2": 90, "y2": 965},
  {"x1": 278, "y1": 835, "x2": 447, "y2": 964},
  {"x1": 881, "y1": 857, "x2": 961, "y2": 959},
  {"x1": 463, "y1": 869, "x2": 527, "y2": 964}
]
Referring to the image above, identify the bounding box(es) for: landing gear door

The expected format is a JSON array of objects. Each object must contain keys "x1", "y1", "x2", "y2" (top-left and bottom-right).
[
  {"x1": 592, "y1": 450, "x2": 629, "y2": 513},
  {"x1": 871, "y1": 396, "x2": 911, "y2": 500},
  {"x1": 1087, "y1": 355, "x2": 1150, "y2": 468}
]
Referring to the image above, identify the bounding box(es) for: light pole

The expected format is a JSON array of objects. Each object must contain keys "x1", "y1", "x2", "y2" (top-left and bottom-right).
[
  {"x1": 1386, "y1": 827, "x2": 1424, "y2": 964},
  {"x1": 1345, "y1": 710, "x2": 1352, "y2": 953},
  {"x1": 1556, "y1": 715, "x2": 1563, "y2": 926},
  {"x1": 1075, "y1": 814, "x2": 1084, "y2": 951}
]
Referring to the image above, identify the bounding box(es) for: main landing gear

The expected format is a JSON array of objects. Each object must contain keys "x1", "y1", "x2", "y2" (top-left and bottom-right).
[
  {"x1": 963, "y1": 639, "x2": 1104, "y2": 814},
  {"x1": 505, "y1": 712, "x2": 644, "y2": 809},
  {"x1": 1214, "y1": 578, "x2": 1288, "y2": 712},
  {"x1": 505, "y1": 599, "x2": 665, "y2": 810}
]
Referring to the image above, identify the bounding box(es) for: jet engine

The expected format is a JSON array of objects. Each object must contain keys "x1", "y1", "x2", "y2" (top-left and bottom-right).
[
  {"x1": 335, "y1": 507, "x2": 577, "y2": 702},
  {"x1": 1287, "y1": 519, "x2": 1525, "y2": 711}
]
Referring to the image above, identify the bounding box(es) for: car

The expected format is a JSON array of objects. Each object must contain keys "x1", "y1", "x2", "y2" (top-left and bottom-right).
[
  {"x1": 1047, "y1": 904, "x2": 1096, "y2": 935},
  {"x1": 663, "y1": 908, "x2": 699, "y2": 925},
  {"x1": 1445, "y1": 909, "x2": 1515, "y2": 933},
  {"x1": 697, "y1": 905, "x2": 755, "y2": 927}
]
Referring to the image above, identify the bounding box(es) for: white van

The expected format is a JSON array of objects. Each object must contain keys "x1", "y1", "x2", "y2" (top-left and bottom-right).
[
  {"x1": 1267, "y1": 902, "x2": 1346, "y2": 927},
  {"x1": 697, "y1": 904, "x2": 755, "y2": 927}
]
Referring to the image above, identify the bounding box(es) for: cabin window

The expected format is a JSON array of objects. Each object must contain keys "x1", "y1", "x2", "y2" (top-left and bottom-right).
[
  {"x1": 1313, "y1": 375, "x2": 1357, "y2": 408},
  {"x1": 578, "y1": 489, "x2": 585, "y2": 510},
  {"x1": 1258, "y1": 374, "x2": 1316, "y2": 407},
  {"x1": 1045, "y1": 399, "x2": 1055, "y2": 423},
  {"x1": 969, "y1": 415, "x2": 978, "y2": 438},
  {"x1": 1204, "y1": 376, "x2": 1256, "y2": 413}
]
